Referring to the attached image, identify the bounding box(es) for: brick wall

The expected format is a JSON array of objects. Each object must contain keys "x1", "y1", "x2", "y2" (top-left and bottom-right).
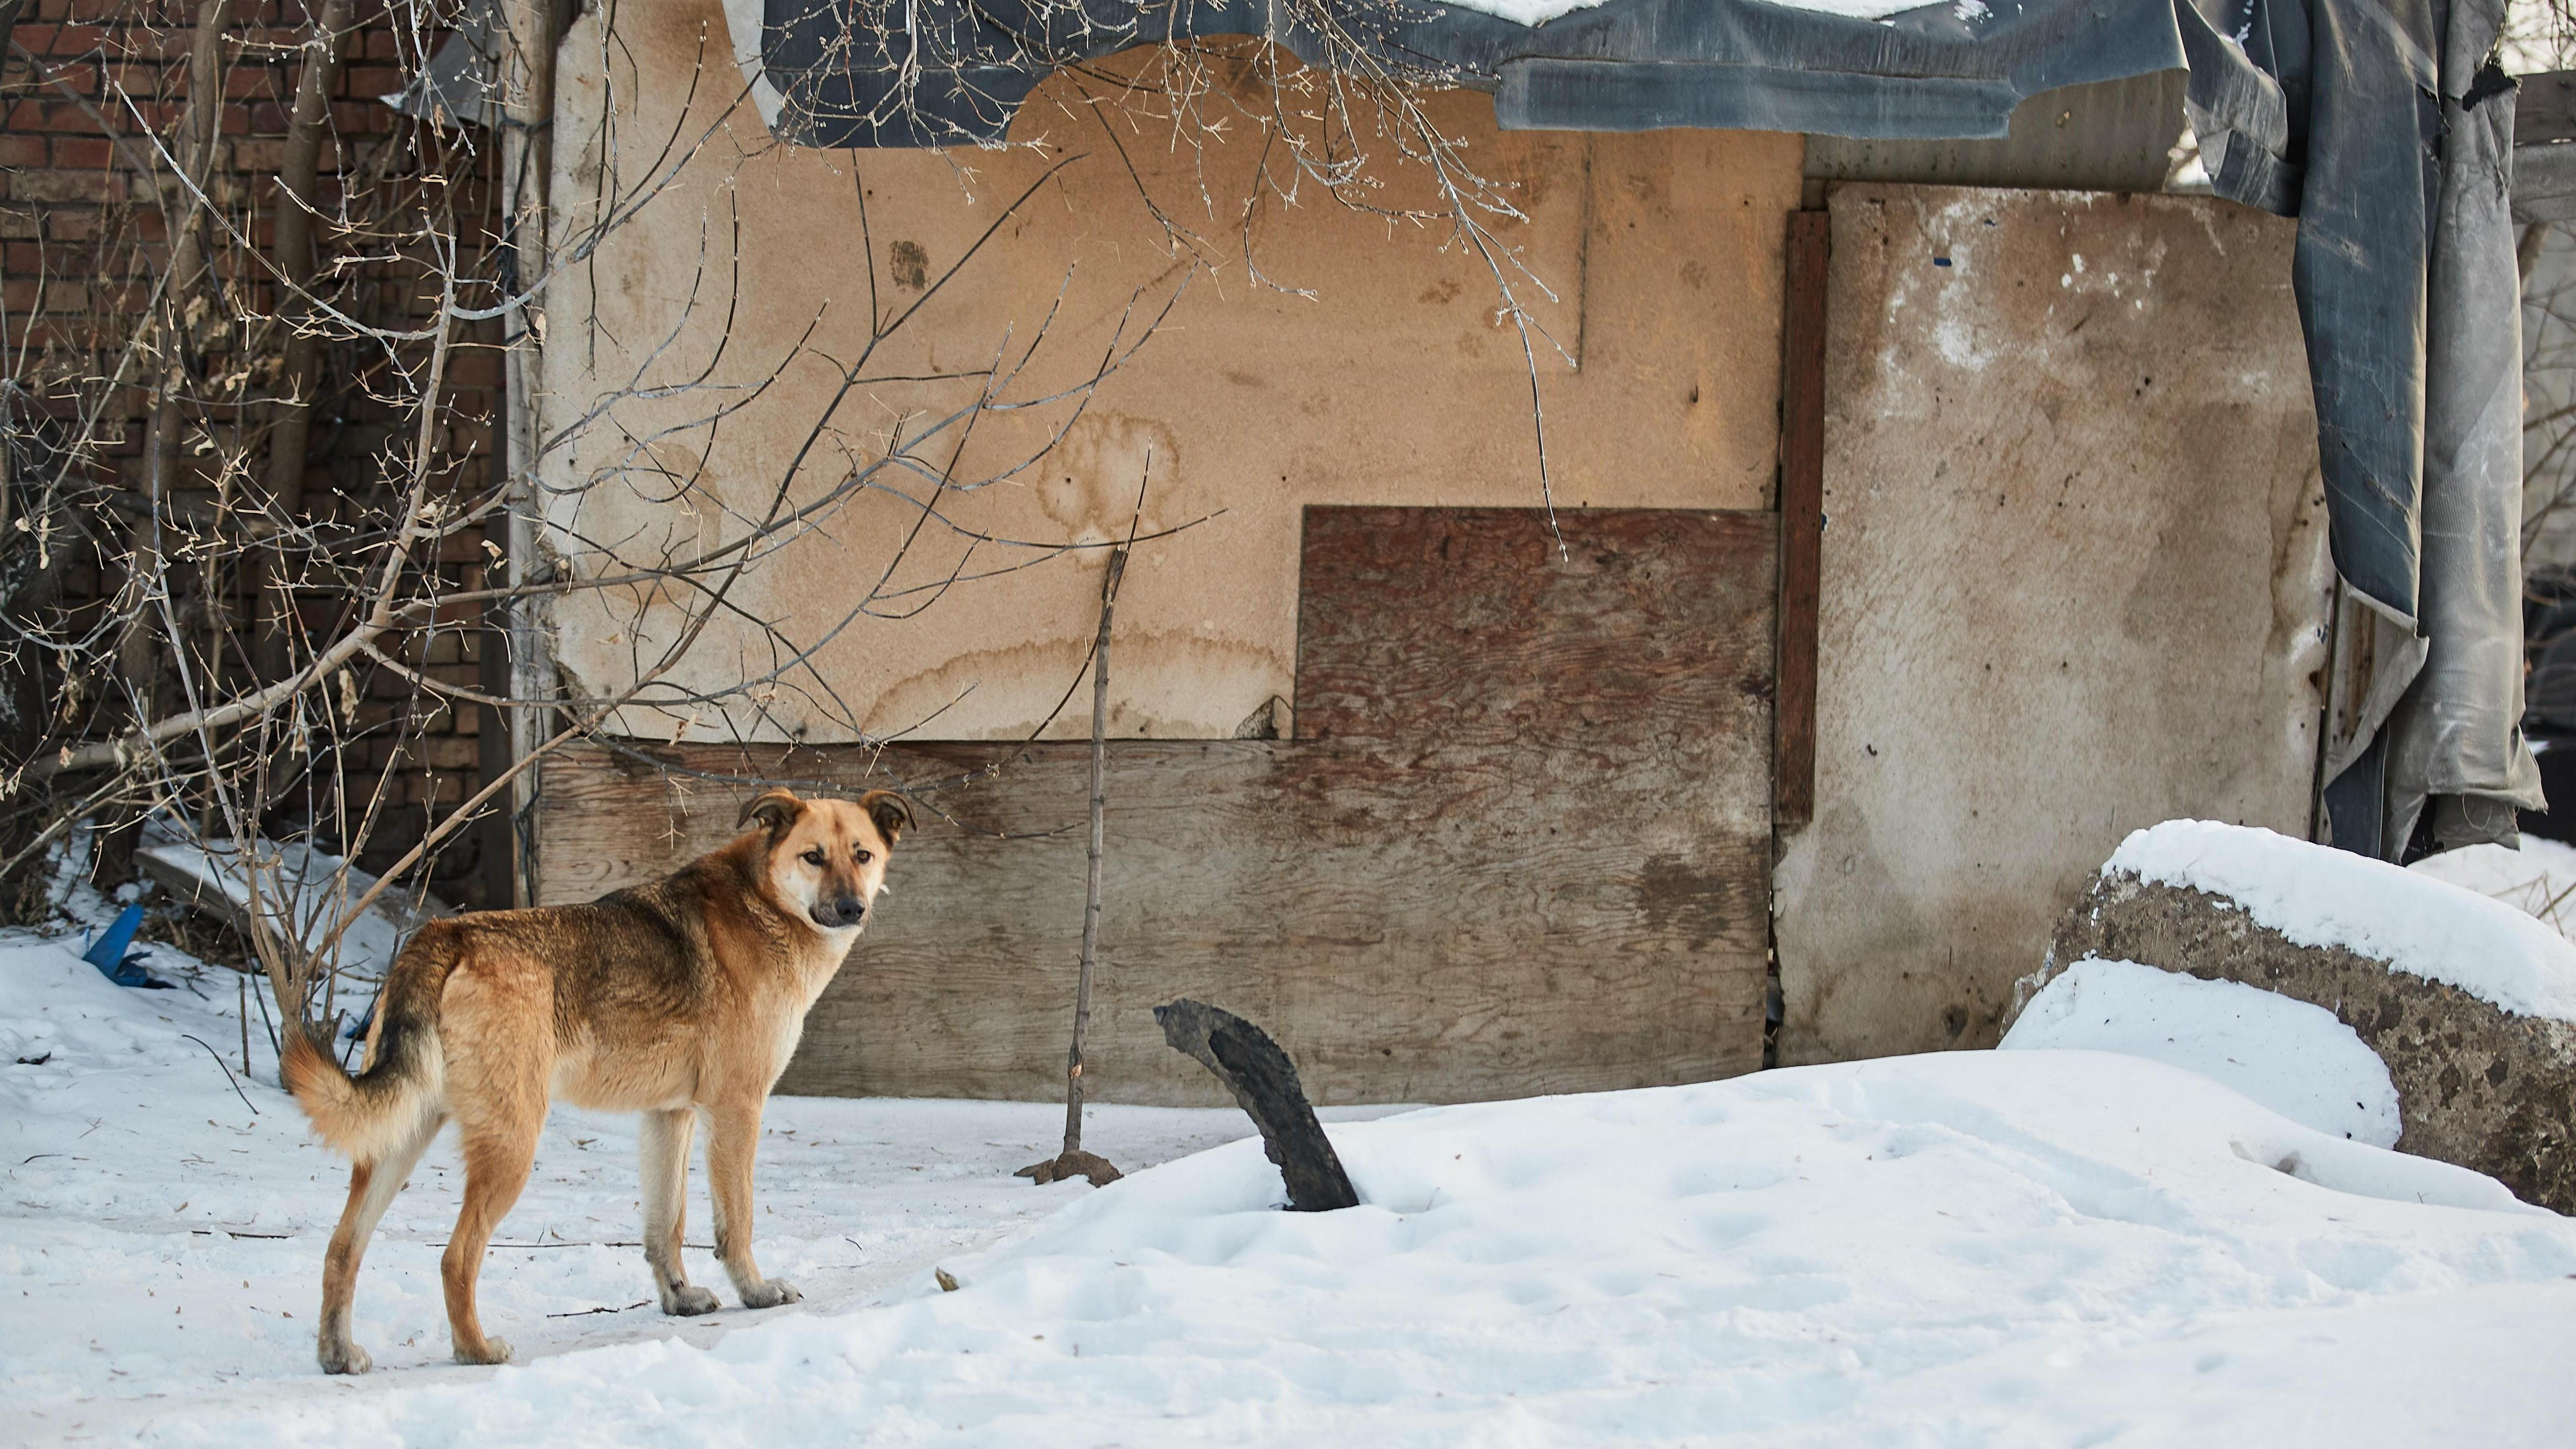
[{"x1": 3, "y1": 0, "x2": 513, "y2": 908}]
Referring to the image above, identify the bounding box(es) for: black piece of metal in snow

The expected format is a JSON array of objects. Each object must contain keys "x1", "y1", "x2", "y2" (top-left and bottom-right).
[{"x1": 1153, "y1": 998, "x2": 1360, "y2": 1213}]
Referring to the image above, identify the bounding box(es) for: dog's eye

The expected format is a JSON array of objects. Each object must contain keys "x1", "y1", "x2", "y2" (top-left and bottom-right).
[
  {"x1": 852, "y1": 848, "x2": 873, "y2": 865},
  {"x1": 799, "y1": 848, "x2": 826, "y2": 866}
]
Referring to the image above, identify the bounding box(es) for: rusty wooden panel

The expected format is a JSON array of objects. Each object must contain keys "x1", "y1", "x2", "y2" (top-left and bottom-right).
[
  {"x1": 1775, "y1": 211, "x2": 1828, "y2": 828},
  {"x1": 1295, "y1": 507, "x2": 1777, "y2": 747},
  {"x1": 539, "y1": 506, "x2": 1776, "y2": 1106}
]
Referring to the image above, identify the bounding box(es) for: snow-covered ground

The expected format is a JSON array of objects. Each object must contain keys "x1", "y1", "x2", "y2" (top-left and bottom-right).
[
  {"x1": 134, "y1": 818, "x2": 450, "y2": 984},
  {"x1": 11, "y1": 923, "x2": 2576, "y2": 1445},
  {"x1": 1, "y1": 938, "x2": 1356, "y2": 1443},
  {"x1": 2411, "y1": 834, "x2": 2576, "y2": 941}
]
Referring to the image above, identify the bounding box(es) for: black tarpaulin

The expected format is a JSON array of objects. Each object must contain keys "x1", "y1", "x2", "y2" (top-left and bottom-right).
[{"x1": 739, "y1": 0, "x2": 2537, "y2": 858}]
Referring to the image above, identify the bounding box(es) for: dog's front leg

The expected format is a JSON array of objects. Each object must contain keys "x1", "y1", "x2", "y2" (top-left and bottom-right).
[
  {"x1": 640, "y1": 1107, "x2": 719, "y2": 1316},
  {"x1": 705, "y1": 1098, "x2": 801, "y2": 1309}
]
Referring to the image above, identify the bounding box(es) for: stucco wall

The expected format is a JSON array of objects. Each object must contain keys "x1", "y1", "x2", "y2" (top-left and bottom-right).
[
  {"x1": 1771, "y1": 185, "x2": 2331, "y2": 1065},
  {"x1": 540, "y1": 1, "x2": 1802, "y2": 744}
]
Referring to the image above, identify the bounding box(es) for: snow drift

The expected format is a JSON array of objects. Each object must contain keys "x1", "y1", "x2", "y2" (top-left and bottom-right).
[
  {"x1": 2409, "y1": 835, "x2": 2576, "y2": 942},
  {"x1": 13, "y1": 884, "x2": 2576, "y2": 1446},
  {"x1": 2001, "y1": 956, "x2": 2403, "y2": 1146},
  {"x1": 2048, "y1": 819, "x2": 2576, "y2": 1215},
  {"x1": 164, "y1": 1051, "x2": 2576, "y2": 1446}
]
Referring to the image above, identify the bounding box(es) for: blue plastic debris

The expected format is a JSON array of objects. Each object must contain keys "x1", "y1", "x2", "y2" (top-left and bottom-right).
[
  {"x1": 82, "y1": 905, "x2": 169, "y2": 989},
  {"x1": 81, "y1": 904, "x2": 141, "y2": 969}
]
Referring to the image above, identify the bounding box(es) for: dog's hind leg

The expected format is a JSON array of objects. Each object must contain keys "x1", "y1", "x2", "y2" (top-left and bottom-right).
[
  {"x1": 442, "y1": 1111, "x2": 539, "y2": 1365},
  {"x1": 640, "y1": 1106, "x2": 717, "y2": 1316},
  {"x1": 437, "y1": 956, "x2": 552, "y2": 1365},
  {"x1": 316, "y1": 1108, "x2": 444, "y2": 1374},
  {"x1": 705, "y1": 1098, "x2": 801, "y2": 1309}
]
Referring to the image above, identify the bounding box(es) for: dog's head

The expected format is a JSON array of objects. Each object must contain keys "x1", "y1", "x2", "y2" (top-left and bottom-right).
[{"x1": 737, "y1": 787, "x2": 914, "y2": 933}]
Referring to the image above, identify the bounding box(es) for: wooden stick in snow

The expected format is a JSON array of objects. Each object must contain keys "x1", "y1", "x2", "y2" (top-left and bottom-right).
[{"x1": 1018, "y1": 546, "x2": 1129, "y2": 1189}]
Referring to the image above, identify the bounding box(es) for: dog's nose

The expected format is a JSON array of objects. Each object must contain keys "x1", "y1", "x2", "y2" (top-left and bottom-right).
[{"x1": 819, "y1": 896, "x2": 866, "y2": 927}]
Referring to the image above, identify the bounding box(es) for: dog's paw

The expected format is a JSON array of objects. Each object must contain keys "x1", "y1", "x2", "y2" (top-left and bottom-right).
[
  {"x1": 739, "y1": 1277, "x2": 803, "y2": 1310},
  {"x1": 454, "y1": 1337, "x2": 513, "y2": 1366},
  {"x1": 662, "y1": 1283, "x2": 721, "y2": 1317},
  {"x1": 317, "y1": 1339, "x2": 373, "y2": 1376}
]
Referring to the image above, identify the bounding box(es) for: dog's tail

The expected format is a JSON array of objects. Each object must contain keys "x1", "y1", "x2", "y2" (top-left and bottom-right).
[{"x1": 280, "y1": 923, "x2": 459, "y2": 1163}]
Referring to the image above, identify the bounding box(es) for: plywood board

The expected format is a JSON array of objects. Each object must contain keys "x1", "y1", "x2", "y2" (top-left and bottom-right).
[
  {"x1": 1295, "y1": 507, "x2": 1775, "y2": 749},
  {"x1": 540, "y1": 0, "x2": 1802, "y2": 746}
]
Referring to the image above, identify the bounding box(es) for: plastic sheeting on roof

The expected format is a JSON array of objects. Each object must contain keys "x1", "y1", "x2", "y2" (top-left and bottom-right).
[{"x1": 740, "y1": 0, "x2": 2192, "y2": 148}]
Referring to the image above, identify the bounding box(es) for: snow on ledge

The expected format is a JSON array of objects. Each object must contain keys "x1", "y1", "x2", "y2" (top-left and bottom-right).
[
  {"x1": 2104, "y1": 820, "x2": 2576, "y2": 1023},
  {"x1": 1439, "y1": 0, "x2": 1610, "y2": 22},
  {"x1": 1443, "y1": 0, "x2": 1924, "y2": 26}
]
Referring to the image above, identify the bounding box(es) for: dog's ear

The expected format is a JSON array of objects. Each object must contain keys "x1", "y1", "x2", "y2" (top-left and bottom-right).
[
  {"x1": 859, "y1": 789, "x2": 914, "y2": 845},
  {"x1": 737, "y1": 787, "x2": 802, "y2": 837}
]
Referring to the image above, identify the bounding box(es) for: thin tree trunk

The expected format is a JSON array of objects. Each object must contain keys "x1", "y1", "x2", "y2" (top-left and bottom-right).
[
  {"x1": 255, "y1": 0, "x2": 353, "y2": 682},
  {"x1": 497, "y1": 0, "x2": 559, "y2": 907},
  {"x1": 124, "y1": 0, "x2": 237, "y2": 719},
  {"x1": 1064, "y1": 546, "x2": 1126, "y2": 1157},
  {"x1": 99, "y1": 0, "x2": 232, "y2": 892},
  {"x1": 1017, "y1": 549, "x2": 1128, "y2": 1189},
  {"x1": 0, "y1": 0, "x2": 33, "y2": 769}
]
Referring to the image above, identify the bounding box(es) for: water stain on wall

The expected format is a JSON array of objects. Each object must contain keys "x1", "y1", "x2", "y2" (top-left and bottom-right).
[{"x1": 1039, "y1": 413, "x2": 1185, "y2": 543}]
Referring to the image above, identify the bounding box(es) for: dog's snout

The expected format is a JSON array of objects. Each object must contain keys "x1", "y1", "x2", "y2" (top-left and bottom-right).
[{"x1": 812, "y1": 895, "x2": 867, "y2": 928}]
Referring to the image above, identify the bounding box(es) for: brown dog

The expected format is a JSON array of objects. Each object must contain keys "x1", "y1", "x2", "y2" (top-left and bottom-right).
[{"x1": 280, "y1": 786, "x2": 910, "y2": 1374}]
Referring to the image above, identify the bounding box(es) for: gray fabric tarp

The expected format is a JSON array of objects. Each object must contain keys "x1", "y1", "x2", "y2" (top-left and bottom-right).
[{"x1": 748, "y1": 0, "x2": 2537, "y2": 858}]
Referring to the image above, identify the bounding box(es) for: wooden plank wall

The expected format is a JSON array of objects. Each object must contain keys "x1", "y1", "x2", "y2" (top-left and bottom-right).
[
  {"x1": 538, "y1": 508, "x2": 1776, "y2": 1106},
  {"x1": 1775, "y1": 211, "x2": 1828, "y2": 828}
]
